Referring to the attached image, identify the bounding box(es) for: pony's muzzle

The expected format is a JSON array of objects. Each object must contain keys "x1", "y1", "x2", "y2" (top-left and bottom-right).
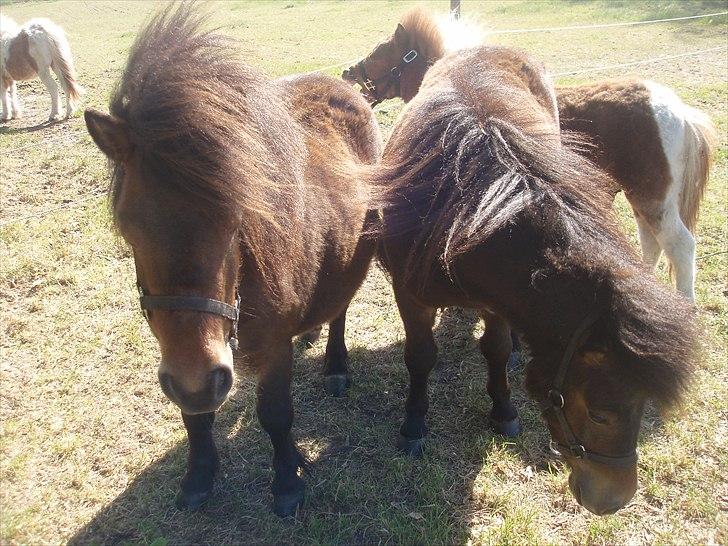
[
  {"x1": 568, "y1": 464, "x2": 637, "y2": 516},
  {"x1": 158, "y1": 365, "x2": 233, "y2": 414},
  {"x1": 341, "y1": 67, "x2": 356, "y2": 82}
]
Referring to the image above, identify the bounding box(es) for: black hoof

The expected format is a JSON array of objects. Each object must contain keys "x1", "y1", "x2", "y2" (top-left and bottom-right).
[
  {"x1": 273, "y1": 487, "x2": 304, "y2": 518},
  {"x1": 175, "y1": 487, "x2": 212, "y2": 511},
  {"x1": 397, "y1": 434, "x2": 425, "y2": 458},
  {"x1": 490, "y1": 416, "x2": 521, "y2": 437},
  {"x1": 324, "y1": 374, "x2": 351, "y2": 397}
]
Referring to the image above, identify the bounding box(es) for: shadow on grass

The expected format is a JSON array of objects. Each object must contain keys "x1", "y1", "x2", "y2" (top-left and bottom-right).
[
  {"x1": 68, "y1": 306, "x2": 666, "y2": 545},
  {"x1": 0, "y1": 118, "x2": 61, "y2": 134}
]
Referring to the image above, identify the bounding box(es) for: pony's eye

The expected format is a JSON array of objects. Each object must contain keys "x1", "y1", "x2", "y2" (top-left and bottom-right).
[{"x1": 588, "y1": 410, "x2": 609, "y2": 425}]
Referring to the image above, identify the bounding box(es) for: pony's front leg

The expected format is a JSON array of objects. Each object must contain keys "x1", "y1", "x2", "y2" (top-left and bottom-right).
[
  {"x1": 323, "y1": 309, "x2": 351, "y2": 397},
  {"x1": 176, "y1": 411, "x2": 219, "y2": 510},
  {"x1": 395, "y1": 290, "x2": 437, "y2": 457},
  {"x1": 10, "y1": 82, "x2": 21, "y2": 119},
  {"x1": 1, "y1": 82, "x2": 10, "y2": 121},
  {"x1": 256, "y1": 341, "x2": 306, "y2": 517},
  {"x1": 479, "y1": 311, "x2": 520, "y2": 437}
]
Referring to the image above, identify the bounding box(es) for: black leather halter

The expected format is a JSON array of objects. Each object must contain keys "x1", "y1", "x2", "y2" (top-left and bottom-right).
[
  {"x1": 358, "y1": 49, "x2": 419, "y2": 106},
  {"x1": 138, "y1": 286, "x2": 241, "y2": 350},
  {"x1": 541, "y1": 308, "x2": 638, "y2": 468}
]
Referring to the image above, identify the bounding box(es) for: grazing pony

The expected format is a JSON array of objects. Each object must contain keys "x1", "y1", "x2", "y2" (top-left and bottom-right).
[
  {"x1": 84, "y1": 5, "x2": 381, "y2": 517},
  {"x1": 343, "y1": 9, "x2": 717, "y2": 300},
  {"x1": 367, "y1": 9, "x2": 696, "y2": 515},
  {"x1": 1, "y1": 14, "x2": 82, "y2": 121}
]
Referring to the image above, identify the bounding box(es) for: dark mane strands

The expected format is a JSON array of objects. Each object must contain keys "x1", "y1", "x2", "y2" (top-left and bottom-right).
[
  {"x1": 107, "y1": 3, "x2": 310, "y2": 287},
  {"x1": 378, "y1": 53, "x2": 697, "y2": 408}
]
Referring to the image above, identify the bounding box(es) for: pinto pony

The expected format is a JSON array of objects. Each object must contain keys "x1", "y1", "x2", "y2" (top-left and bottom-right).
[
  {"x1": 343, "y1": 9, "x2": 717, "y2": 301},
  {"x1": 84, "y1": 5, "x2": 381, "y2": 516},
  {"x1": 0, "y1": 14, "x2": 82, "y2": 121},
  {"x1": 363, "y1": 9, "x2": 697, "y2": 515}
]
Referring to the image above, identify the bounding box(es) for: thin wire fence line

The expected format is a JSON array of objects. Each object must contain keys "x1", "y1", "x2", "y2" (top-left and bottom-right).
[
  {"x1": 553, "y1": 45, "x2": 727, "y2": 76},
  {"x1": 489, "y1": 11, "x2": 728, "y2": 35}
]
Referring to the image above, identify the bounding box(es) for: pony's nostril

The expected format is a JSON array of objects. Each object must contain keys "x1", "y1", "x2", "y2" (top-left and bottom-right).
[{"x1": 210, "y1": 366, "x2": 232, "y2": 399}]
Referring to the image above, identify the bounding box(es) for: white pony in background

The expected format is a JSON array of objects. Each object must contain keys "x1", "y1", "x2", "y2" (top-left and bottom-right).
[{"x1": 0, "y1": 14, "x2": 82, "y2": 121}]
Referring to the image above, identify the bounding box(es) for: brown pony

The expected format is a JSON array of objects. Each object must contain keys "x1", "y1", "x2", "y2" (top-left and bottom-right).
[
  {"x1": 343, "y1": 8, "x2": 717, "y2": 301},
  {"x1": 361, "y1": 10, "x2": 696, "y2": 515},
  {"x1": 84, "y1": 5, "x2": 381, "y2": 517}
]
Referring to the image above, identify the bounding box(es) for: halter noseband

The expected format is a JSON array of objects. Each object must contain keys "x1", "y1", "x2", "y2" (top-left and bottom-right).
[
  {"x1": 138, "y1": 286, "x2": 242, "y2": 350},
  {"x1": 358, "y1": 49, "x2": 419, "y2": 106},
  {"x1": 540, "y1": 308, "x2": 638, "y2": 468}
]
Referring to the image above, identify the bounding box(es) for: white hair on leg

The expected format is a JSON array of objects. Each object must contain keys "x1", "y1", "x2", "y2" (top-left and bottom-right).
[
  {"x1": 1, "y1": 83, "x2": 10, "y2": 121},
  {"x1": 653, "y1": 205, "x2": 696, "y2": 301}
]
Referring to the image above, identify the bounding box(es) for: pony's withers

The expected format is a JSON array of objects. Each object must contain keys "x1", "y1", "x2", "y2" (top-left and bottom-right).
[{"x1": 85, "y1": 4, "x2": 381, "y2": 516}]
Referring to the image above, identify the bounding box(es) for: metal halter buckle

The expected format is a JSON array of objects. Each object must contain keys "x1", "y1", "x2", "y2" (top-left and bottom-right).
[
  {"x1": 569, "y1": 444, "x2": 586, "y2": 459},
  {"x1": 548, "y1": 389, "x2": 565, "y2": 409},
  {"x1": 363, "y1": 79, "x2": 376, "y2": 92},
  {"x1": 402, "y1": 49, "x2": 418, "y2": 63}
]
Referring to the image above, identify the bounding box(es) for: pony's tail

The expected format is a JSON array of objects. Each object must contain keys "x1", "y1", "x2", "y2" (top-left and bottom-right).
[
  {"x1": 49, "y1": 31, "x2": 83, "y2": 108},
  {"x1": 678, "y1": 105, "x2": 717, "y2": 233}
]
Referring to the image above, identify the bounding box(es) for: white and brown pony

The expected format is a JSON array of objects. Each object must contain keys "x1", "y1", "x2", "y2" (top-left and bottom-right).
[
  {"x1": 343, "y1": 9, "x2": 717, "y2": 300},
  {"x1": 1, "y1": 14, "x2": 82, "y2": 121}
]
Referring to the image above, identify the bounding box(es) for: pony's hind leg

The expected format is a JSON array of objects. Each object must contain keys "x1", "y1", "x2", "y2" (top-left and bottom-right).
[
  {"x1": 634, "y1": 212, "x2": 662, "y2": 269},
  {"x1": 256, "y1": 341, "x2": 307, "y2": 517},
  {"x1": 479, "y1": 311, "x2": 520, "y2": 437},
  {"x1": 323, "y1": 310, "x2": 351, "y2": 397},
  {"x1": 395, "y1": 291, "x2": 438, "y2": 457},
  {"x1": 653, "y1": 205, "x2": 697, "y2": 301},
  {"x1": 36, "y1": 67, "x2": 61, "y2": 121},
  {"x1": 176, "y1": 411, "x2": 219, "y2": 510}
]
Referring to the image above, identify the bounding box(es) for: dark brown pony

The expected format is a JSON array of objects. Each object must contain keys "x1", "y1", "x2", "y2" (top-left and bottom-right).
[
  {"x1": 356, "y1": 11, "x2": 696, "y2": 515},
  {"x1": 343, "y1": 9, "x2": 717, "y2": 301},
  {"x1": 84, "y1": 5, "x2": 381, "y2": 516}
]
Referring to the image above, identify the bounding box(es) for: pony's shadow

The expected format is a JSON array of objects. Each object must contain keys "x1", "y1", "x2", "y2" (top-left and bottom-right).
[
  {"x1": 68, "y1": 309, "x2": 665, "y2": 544},
  {"x1": 0, "y1": 119, "x2": 59, "y2": 134}
]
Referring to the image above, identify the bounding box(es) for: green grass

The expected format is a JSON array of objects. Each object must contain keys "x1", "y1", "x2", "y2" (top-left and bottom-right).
[{"x1": 1, "y1": 1, "x2": 726, "y2": 545}]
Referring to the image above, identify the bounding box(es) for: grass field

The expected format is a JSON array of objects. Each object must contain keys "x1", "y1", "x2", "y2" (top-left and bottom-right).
[{"x1": 0, "y1": 1, "x2": 726, "y2": 544}]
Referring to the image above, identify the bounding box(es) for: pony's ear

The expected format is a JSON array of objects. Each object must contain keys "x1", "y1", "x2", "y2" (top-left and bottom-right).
[
  {"x1": 84, "y1": 109, "x2": 133, "y2": 162},
  {"x1": 394, "y1": 23, "x2": 408, "y2": 46}
]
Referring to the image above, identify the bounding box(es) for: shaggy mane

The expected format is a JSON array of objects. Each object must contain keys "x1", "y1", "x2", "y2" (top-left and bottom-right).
[{"x1": 106, "y1": 3, "x2": 307, "y2": 281}]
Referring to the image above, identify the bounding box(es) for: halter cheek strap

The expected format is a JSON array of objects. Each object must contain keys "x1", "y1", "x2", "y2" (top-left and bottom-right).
[
  {"x1": 540, "y1": 307, "x2": 638, "y2": 468},
  {"x1": 138, "y1": 286, "x2": 242, "y2": 350},
  {"x1": 358, "y1": 49, "x2": 419, "y2": 106}
]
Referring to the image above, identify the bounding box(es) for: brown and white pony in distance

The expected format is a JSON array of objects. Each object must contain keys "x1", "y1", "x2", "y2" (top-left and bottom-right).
[
  {"x1": 0, "y1": 14, "x2": 82, "y2": 121},
  {"x1": 84, "y1": 5, "x2": 381, "y2": 517},
  {"x1": 365, "y1": 11, "x2": 697, "y2": 515},
  {"x1": 343, "y1": 8, "x2": 717, "y2": 301}
]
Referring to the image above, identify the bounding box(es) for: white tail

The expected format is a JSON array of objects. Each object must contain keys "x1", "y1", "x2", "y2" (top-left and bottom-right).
[{"x1": 679, "y1": 104, "x2": 717, "y2": 233}]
